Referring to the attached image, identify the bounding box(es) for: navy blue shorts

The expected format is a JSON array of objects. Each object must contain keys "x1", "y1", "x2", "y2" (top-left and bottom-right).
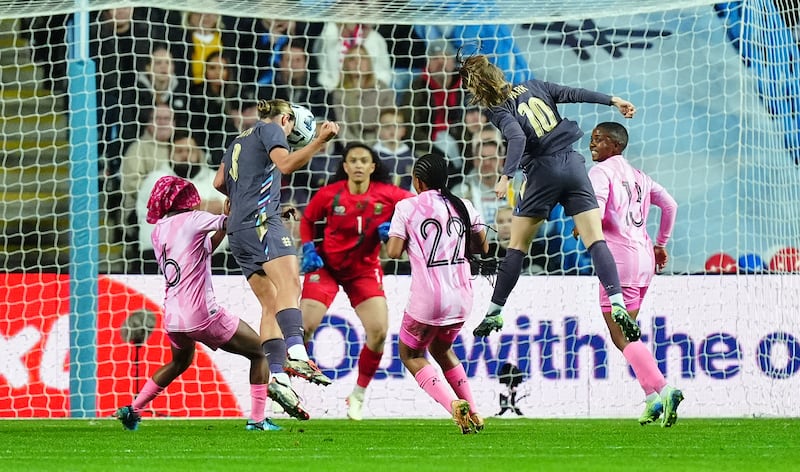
[
  {"x1": 516, "y1": 149, "x2": 599, "y2": 219},
  {"x1": 228, "y1": 216, "x2": 297, "y2": 278}
]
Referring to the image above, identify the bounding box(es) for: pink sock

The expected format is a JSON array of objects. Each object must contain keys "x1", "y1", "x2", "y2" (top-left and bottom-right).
[
  {"x1": 250, "y1": 384, "x2": 267, "y2": 423},
  {"x1": 623, "y1": 340, "x2": 667, "y2": 395},
  {"x1": 132, "y1": 378, "x2": 164, "y2": 414},
  {"x1": 356, "y1": 345, "x2": 383, "y2": 388},
  {"x1": 443, "y1": 364, "x2": 477, "y2": 413},
  {"x1": 415, "y1": 364, "x2": 456, "y2": 413}
]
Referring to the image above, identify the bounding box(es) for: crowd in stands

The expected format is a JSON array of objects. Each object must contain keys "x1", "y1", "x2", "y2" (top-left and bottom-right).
[{"x1": 21, "y1": 7, "x2": 566, "y2": 274}]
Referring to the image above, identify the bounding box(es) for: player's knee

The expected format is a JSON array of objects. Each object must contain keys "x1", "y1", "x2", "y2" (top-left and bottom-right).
[
  {"x1": 275, "y1": 276, "x2": 301, "y2": 297},
  {"x1": 247, "y1": 349, "x2": 267, "y2": 362},
  {"x1": 172, "y1": 355, "x2": 194, "y2": 374},
  {"x1": 367, "y1": 328, "x2": 387, "y2": 347}
]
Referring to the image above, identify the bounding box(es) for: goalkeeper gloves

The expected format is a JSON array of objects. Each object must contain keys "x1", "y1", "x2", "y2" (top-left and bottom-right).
[
  {"x1": 377, "y1": 222, "x2": 391, "y2": 243},
  {"x1": 301, "y1": 242, "x2": 324, "y2": 273}
]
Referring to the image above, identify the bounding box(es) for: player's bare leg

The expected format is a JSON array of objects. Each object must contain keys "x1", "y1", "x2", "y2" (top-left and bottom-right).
[
  {"x1": 247, "y1": 271, "x2": 310, "y2": 420},
  {"x1": 400, "y1": 340, "x2": 475, "y2": 434},
  {"x1": 115, "y1": 343, "x2": 195, "y2": 430},
  {"x1": 430, "y1": 337, "x2": 482, "y2": 432},
  {"x1": 264, "y1": 256, "x2": 331, "y2": 386},
  {"x1": 219, "y1": 320, "x2": 280, "y2": 431}
]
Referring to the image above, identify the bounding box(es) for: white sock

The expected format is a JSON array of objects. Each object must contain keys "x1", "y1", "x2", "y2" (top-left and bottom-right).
[
  {"x1": 350, "y1": 385, "x2": 366, "y2": 401},
  {"x1": 288, "y1": 344, "x2": 309, "y2": 361},
  {"x1": 609, "y1": 294, "x2": 626, "y2": 308}
]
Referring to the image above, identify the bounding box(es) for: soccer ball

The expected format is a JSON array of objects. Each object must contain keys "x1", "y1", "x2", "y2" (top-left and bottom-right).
[{"x1": 287, "y1": 104, "x2": 316, "y2": 149}]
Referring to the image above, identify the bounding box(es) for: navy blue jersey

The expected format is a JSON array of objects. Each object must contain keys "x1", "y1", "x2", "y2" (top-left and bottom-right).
[
  {"x1": 222, "y1": 120, "x2": 289, "y2": 233},
  {"x1": 488, "y1": 80, "x2": 612, "y2": 176}
]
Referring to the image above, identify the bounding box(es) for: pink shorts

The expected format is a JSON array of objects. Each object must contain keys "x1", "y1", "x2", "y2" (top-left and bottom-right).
[
  {"x1": 399, "y1": 314, "x2": 463, "y2": 351},
  {"x1": 167, "y1": 308, "x2": 239, "y2": 351},
  {"x1": 599, "y1": 286, "x2": 649, "y2": 312}
]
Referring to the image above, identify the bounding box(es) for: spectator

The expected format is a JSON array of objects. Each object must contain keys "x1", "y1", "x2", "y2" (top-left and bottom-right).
[
  {"x1": 316, "y1": 22, "x2": 392, "y2": 92},
  {"x1": 216, "y1": 87, "x2": 261, "y2": 167},
  {"x1": 165, "y1": 11, "x2": 237, "y2": 85},
  {"x1": 232, "y1": 18, "x2": 323, "y2": 87},
  {"x1": 331, "y1": 45, "x2": 396, "y2": 148},
  {"x1": 401, "y1": 39, "x2": 466, "y2": 164},
  {"x1": 90, "y1": 7, "x2": 165, "y2": 162},
  {"x1": 117, "y1": 45, "x2": 190, "y2": 152},
  {"x1": 485, "y1": 205, "x2": 544, "y2": 274},
  {"x1": 373, "y1": 107, "x2": 416, "y2": 191},
  {"x1": 120, "y1": 103, "x2": 175, "y2": 235},
  {"x1": 135, "y1": 131, "x2": 228, "y2": 273},
  {"x1": 448, "y1": 116, "x2": 494, "y2": 187},
  {"x1": 224, "y1": 88, "x2": 260, "y2": 134},
  {"x1": 462, "y1": 107, "x2": 491, "y2": 160},
  {"x1": 91, "y1": 7, "x2": 163, "y2": 95},
  {"x1": 188, "y1": 51, "x2": 238, "y2": 166},
  {"x1": 257, "y1": 39, "x2": 332, "y2": 121},
  {"x1": 489, "y1": 205, "x2": 513, "y2": 258},
  {"x1": 451, "y1": 125, "x2": 507, "y2": 234},
  {"x1": 23, "y1": 15, "x2": 69, "y2": 94}
]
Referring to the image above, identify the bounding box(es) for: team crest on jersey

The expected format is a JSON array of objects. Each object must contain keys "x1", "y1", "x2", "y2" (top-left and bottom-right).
[
  {"x1": 374, "y1": 203, "x2": 383, "y2": 215},
  {"x1": 334, "y1": 205, "x2": 346, "y2": 215},
  {"x1": 281, "y1": 237, "x2": 292, "y2": 247},
  {"x1": 309, "y1": 274, "x2": 320, "y2": 283}
]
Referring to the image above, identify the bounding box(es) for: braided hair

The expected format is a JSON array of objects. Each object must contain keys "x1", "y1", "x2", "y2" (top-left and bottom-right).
[{"x1": 413, "y1": 153, "x2": 477, "y2": 264}]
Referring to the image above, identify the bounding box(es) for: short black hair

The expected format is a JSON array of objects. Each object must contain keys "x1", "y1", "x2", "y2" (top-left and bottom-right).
[{"x1": 595, "y1": 121, "x2": 629, "y2": 151}]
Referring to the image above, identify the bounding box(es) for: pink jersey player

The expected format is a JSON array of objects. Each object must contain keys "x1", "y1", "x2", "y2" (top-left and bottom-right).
[
  {"x1": 587, "y1": 126, "x2": 678, "y2": 310},
  {"x1": 389, "y1": 186, "x2": 483, "y2": 327},
  {"x1": 152, "y1": 210, "x2": 226, "y2": 333},
  {"x1": 586, "y1": 122, "x2": 683, "y2": 428},
  {"x1": 114, "y1": 176, "x2": 278, "y2": 432},
  {"x1": 386, "y1": 154, "x2": 489, "y2": 435}
]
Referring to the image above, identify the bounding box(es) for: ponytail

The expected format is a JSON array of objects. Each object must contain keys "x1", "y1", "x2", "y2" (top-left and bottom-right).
[
  {"x1": 257, "y1": 98, "x2": 292, "y2": 120},
  {"x1": 413, "y1": 154, "x2": 479, "y2": 263}
]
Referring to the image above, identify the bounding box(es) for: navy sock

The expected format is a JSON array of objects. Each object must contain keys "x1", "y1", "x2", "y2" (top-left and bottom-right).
[
  {"x1": 276, "y1": 307, "x2": 305, "y2": 349},
  {"x1": 262, "y1": 338, "x2": 287, "y2": 375},
  {"x1": 587, "y1": 240, "x2": 622, "y2": 297},
  {"x1": 491, "y1": 248, "x2": 526, "y2": 306}
]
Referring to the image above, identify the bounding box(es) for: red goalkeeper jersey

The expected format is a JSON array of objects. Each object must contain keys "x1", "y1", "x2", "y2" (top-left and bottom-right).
[{"x1": 300, "y1": 180, "x2": 413, "y2": 274}]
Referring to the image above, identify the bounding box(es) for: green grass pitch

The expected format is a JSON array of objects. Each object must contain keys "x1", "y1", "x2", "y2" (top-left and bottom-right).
[{"x1": 1, "y1": 418, "x2": 797, "y2": 471}]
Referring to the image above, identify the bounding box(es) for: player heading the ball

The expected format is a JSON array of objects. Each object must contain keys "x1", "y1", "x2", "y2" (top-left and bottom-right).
[{"x1": 214, "y1": 99, "x2": 339, "y2": 420}]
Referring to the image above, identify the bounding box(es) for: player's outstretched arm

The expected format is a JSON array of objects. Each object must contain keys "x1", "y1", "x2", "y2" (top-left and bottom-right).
[
  {"x1": 611, "y1": 96, "x2": 636, "y2": 118},
  {"x1": 272, "y1": 121, "x2": 340, "y2": 174}
]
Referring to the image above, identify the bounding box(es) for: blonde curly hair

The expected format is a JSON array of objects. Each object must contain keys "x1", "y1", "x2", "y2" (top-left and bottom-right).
[{"x1": 460, "y1": 55, "x2": 511, "y2": 108}]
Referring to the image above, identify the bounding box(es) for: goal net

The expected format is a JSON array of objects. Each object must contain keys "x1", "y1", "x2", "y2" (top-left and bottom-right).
[{"x1": 1, "y1": 0, "x2": 799, "y2": 420}]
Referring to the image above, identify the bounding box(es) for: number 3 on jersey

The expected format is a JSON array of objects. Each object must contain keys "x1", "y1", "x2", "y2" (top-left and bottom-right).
[
  {"x1": 518, "y1": 97, "x2": 558, "y2": 137},
  {"x1": 228, "y1": 143, "x2": 241, "y2": 181}
]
